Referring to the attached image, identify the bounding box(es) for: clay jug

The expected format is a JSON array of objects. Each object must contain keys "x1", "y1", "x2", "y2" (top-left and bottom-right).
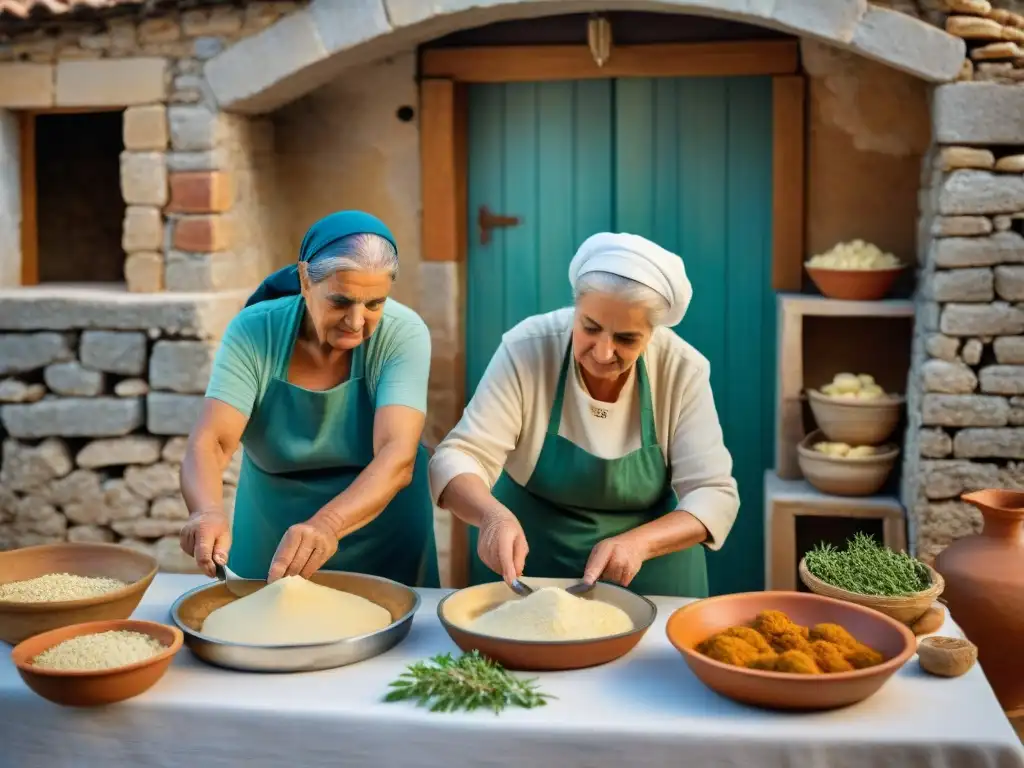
[{"x1": 934, "y1": 489, "x2": 1024, "y2": 712}]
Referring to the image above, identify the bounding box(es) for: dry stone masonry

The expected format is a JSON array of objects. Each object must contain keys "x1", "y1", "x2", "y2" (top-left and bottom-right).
[
  {"x1": 903, "y1": 0, "x2": 1024, "y2": 563},
  {"x1": 0, "y1": 284, "x2": 249, "y2": 569},
  {"x1": 0, "y1": 319, "x2": 239, "y2": 571}
]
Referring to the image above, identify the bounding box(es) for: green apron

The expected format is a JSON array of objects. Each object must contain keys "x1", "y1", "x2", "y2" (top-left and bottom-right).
[
  {"x1": 228, "y1": 304, "x2": 439, "y2": 588},
  {"x1": 469, "y1": 344, "x2": 707, "y2": 598}
]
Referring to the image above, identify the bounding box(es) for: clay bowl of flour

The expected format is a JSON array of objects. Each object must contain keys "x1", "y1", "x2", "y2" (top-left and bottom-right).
[
  {"x1": 170, "y1": 571, "x2": 420, "y2": 673},
  {"x1": 438, "y1": 577, "x2": 657, "y2": 671}
]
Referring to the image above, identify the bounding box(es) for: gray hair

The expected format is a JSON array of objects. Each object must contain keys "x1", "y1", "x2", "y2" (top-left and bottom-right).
[
  {"x1": 305, "y1": 233, "x2": 399, "y2": 284},
  {"x1": 574, "y1": 270, "x2": 672, "y2": 326}
]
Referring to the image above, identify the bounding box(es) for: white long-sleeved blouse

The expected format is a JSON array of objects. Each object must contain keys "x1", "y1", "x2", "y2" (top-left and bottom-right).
[{"x1": 428, "y1": 308, "x2": 740, "y2": 550}]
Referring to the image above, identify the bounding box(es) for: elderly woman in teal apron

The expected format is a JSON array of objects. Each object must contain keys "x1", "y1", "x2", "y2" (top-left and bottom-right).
[
  {"x1": 429, "y1": 233, "x2": 739, "y2": 597},
  {"x1": 179, "y1": 211, "x2": 439, "y2": 588}
]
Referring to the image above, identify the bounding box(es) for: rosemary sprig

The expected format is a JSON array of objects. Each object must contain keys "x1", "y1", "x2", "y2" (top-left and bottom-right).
[
  {"x1": 384, "y1": 651, "x2": 554, "y2": 714},
  {"x1": 805, "y1": 532, "x2": 931, "y2": 597}
]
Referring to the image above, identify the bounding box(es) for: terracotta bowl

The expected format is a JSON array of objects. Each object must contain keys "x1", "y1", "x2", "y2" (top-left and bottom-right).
[
  {"x1": 0, "y1": 543, "x2": 159, "y2": 645},
  {"x1": 797, "y1": 430, "x2": 899, "y2": 496},
  {"x1": 666, "y1": 591, "x2": 916, "y2": 711},
  {"x1": 806, "y1": 265, "x2": 906, "y2": 301},
  {"x1": 437, "y1": 577, "x2": 656, "y2": 671},
  {"x1": 11, "y1": 619, "x2": 183, "y2": 707},
  {"x1": 798, "y1": 558, "x2": 944, "y2": 627},
  {"x1": 807, "y1": 389, "x2": 904, "y2": 446}
]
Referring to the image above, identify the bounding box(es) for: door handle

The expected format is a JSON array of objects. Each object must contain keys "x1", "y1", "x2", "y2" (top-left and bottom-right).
[{"x1": 478, "y1": 205, "x2": 521, "y2": 245}]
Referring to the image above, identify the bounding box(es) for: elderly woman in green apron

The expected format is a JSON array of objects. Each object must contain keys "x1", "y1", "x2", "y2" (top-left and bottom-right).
[
  {"x1": 179, "y1": 211, "x2": 439, "y2": 588},
  {"x1": 429, "y1": 233, "x2": 738, "y2": 598}
]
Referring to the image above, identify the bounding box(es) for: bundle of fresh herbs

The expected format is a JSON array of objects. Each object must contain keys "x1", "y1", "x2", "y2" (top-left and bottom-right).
[
  {"x1": 384, "y1": 650, "x2": 553, "y2": 714},
  {"x1": 804, "y1": 532, "x2": 931, "y2": 597}
]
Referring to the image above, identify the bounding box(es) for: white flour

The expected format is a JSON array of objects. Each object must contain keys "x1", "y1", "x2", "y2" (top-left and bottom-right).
[
  {"x1": 201, "y1": 576, "x2": 392, "y2": 646},
  {"x1": 468, "y1": 587, "x2": 634, "y2": 641}
]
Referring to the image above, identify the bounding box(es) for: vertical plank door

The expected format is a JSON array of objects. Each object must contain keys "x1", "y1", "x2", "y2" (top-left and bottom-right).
[
  {"x1": 615, "y1": 75, "x2": 776, "y2": 595},
  {"x1": 465, "y1": 80, "x2": 615, "y2": 396}
]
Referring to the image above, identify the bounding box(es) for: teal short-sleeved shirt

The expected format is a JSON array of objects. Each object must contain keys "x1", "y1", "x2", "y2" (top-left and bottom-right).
[{"x1": 205, "y1": 295, "x2": 431, "y2": 419}]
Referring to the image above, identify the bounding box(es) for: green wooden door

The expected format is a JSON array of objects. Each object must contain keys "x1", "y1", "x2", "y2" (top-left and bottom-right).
[{"x1": 465, "y1": 76, "x2": 776, "y2": 595}]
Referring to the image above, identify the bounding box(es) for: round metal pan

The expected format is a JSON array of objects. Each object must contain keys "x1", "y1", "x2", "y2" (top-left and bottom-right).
[
  {"x1": 438, "y1": 577, "x2": 657, "y2": 671},
  {"x1": 169, "y1": 570, "x2": 420, "y2": 673}
]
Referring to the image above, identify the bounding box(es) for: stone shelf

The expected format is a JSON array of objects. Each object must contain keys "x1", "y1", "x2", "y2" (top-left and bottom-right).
[
  {"x1": 775, "y1": 292, "x2": 916, "y2": 479},
  {"x1": 763, "y1": 471, "x2": 907, "y2": 591},
  {"x1": 0, "y1": 284, "x2": 249, "y2": 340}
]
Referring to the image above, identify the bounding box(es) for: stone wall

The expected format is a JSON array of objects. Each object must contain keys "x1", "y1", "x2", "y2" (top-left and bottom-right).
[
  {"x1": 0, "y1": 286, "x2": 248, "y2": 570},
  {"x1": 903, "y1": 2, "x2": 1024, "y2": 563},
  {"x1": 0, "y1": 1, "x2": 300, "y2": 291}
]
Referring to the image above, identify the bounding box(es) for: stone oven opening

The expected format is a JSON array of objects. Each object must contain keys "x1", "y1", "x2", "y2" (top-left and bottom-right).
[{"x1": 33, "y1": 111, "x2": 125, "y2": 284}]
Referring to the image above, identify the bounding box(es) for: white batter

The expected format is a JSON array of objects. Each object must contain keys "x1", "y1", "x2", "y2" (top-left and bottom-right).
[
  {"x1": 201, "y1": 575, "x2": 392, "y2": 645},
  {"x1": 468, "y1": 587, "x2": 634, "y2": 642}
]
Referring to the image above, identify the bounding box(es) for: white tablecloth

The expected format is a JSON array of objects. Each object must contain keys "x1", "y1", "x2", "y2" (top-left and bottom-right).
[{"x1": 0, "y1": 574, "x2": 1021, "y2": 768}]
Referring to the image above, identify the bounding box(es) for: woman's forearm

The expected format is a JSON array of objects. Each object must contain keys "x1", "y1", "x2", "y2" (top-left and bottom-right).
[
  {"x1": 438, "y1": 473, "x2": 508, "y2": 528},
  {"x1": 311, "y1": 442, "x2": 415, "y2": 539},
  {"x1": 624, "y1": 510, "x2": 708, "y2": 560},
  {"x1": 181, "y1": 433, "x2": 231, "y2": 519}
]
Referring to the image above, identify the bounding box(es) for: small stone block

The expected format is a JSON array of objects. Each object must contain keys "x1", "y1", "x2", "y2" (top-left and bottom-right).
[
  {"x1": 124, "y1": 252, "x2": 164, "y2": 293},
  {"x1": 167, "y1": 171, "x2": 233, "y2": 214},
  {"x1": 173, "y1": 215, "x2": 232, "y2": 252},
  {"x1": 122, "y1": 104, "x2": 168, "y2": 151},
  {"x1": 122, "y1": 206, "x2": 163, "y2": 253}
]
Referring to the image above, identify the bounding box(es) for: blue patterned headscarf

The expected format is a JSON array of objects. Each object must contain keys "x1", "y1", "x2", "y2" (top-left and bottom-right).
[{"x1": 245, "y1": 210, "x2": 398, "y2": 308}]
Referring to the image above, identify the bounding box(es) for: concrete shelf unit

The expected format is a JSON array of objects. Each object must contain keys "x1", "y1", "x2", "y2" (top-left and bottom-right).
[
  {"x1": 775, "y1": 293, "x2": 916, "y2": 480},
  {"x1": 763, "y1": 472, "x2": 907, "y2": 591}
]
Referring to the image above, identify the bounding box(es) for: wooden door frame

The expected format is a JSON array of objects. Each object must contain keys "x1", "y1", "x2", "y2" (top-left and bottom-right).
[
  {"x1": 419, "y1": 40, "x2": 807, "y2": 588},
  {"x1": 18, "y1": 106, "x2": 125, "y2": 287}
]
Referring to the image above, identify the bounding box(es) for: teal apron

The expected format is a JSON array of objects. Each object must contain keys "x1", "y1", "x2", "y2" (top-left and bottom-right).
[
  {"x1": 469, "y1": 344, "x2": 707, "y2": 598},
  {"x1": 228, "y1": 304, "x2": 439, "y2": 588}
]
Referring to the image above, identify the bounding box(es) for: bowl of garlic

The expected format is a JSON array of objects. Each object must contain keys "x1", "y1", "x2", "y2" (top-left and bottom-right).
[
  {"x1": 807, "y1": 373, "x2": 904, "y2": 446},
  {"x1": 797, "y1": 430, "x2": 900, "y2": 497},
  {"x1": 805, "y1": 240, "x2": 905, "y2": 301}
]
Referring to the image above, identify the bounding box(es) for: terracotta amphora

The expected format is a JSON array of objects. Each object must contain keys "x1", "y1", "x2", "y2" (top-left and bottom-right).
[{"x1": 934, "y1": 489, "x2": 1024, "y2": 712}]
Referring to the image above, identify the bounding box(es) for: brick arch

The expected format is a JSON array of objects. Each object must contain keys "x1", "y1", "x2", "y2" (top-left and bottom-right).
[{"x1": 204, "y1": 0, "x2": 965, "y2": 113}]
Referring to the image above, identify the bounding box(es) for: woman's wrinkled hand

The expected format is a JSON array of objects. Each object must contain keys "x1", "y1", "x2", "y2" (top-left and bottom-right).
[
  {"x1": 583, "y1": 533, "x2": 648, "y2": 588},
  {"x1": 477, "y1": 507, "x2": 528, "y2": 584},
  {"x1": 268, "y1": 520, "x2": 339, "y2": 582},
  {"x1": 179, "y1": 510, "x2": 232, "y2": 578}
]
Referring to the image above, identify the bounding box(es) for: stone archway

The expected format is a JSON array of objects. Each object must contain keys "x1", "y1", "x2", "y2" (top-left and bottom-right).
[{"x1": 204, "y1": 0, "x2": 965, "y2": 113}]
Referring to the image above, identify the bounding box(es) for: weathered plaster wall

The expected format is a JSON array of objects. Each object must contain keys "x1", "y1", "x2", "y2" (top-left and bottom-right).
[
  {"x1": 803, "y1": 39, "x2": 932, "y2": 263},
  {"x1": 271, "y1": 53, "x2": 422, "y2": 308},
  {"x1": 223, "y1": 114, "x2": 286, "y2": 286},
  {"x1": 0, "y1": 110, "x2": 20, "y2": 289}
]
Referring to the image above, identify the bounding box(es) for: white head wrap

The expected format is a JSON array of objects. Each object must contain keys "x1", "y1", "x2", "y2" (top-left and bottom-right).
[{"x1": 568, "y1": 232, "x2": 692, "y2": 327}]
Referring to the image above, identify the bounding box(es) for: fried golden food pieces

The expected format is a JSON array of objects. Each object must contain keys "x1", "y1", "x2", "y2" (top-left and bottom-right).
[
  {"x1": 696, "y1": 610, "x2": 883, "y2": 675},
  {"x1": 844, "y1": 644, "x2": 883, "y2": 669},
  {"x1": 773, "y1": 650, "x2": 822, "y2": 674},
  {"x1": 809, "y1": 623, "x2": 857, "y2": 649},
  {"x1": 768, "y1": 629, "x2": 810, "y2": 654},
  {"x1": 752, "y1": 610, "x2": 798, "y2": 637},
  {"x1": 809, "y1": 640, "x2": 854, "y2": 673},
  {"x1": 746, "y1": 652, "x2": 779, "y2": 671},
  {"x1": 697, "y1": 635, "x2": 763, "y2": 667},
  {"x1": 720, "y1": 626, "x2": 772, "y2": 654}
]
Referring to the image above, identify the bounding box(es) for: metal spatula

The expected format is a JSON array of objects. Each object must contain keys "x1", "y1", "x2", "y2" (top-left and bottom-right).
[
  {"x1": 214, "y1": 562, "x2": 260, "y2": 597},
  {"x1": 510, "y1": 579, "x2": 594, "y2": 597}
]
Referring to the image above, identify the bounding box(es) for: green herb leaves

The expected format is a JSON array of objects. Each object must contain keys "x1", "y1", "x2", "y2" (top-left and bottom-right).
[
  {"x1": 384, "y1": 651, "x2": 554, "y2": 714},
  {"x1": 805, "y1": 532, "x2": 931, "y2": 597}
]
